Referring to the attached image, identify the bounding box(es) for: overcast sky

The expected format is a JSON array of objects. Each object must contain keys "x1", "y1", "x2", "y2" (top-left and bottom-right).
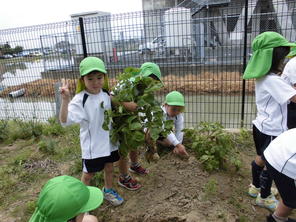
[{"x1": 0, "y1": 0, "x2": 142, "y2": 29}]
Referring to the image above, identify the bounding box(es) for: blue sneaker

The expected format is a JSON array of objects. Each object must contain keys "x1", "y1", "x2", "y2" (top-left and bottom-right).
[
  {"x1": 103, "y1": 187, "x2": 124, "y2": 206},
  {"x1": 256, "y1": 194, "x2": 278, "y2": 211}
]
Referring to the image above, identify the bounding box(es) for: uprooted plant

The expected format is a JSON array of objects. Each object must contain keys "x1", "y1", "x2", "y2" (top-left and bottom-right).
[{"x1": 103, "y1": 67, "x2": 173, "y2": 162}]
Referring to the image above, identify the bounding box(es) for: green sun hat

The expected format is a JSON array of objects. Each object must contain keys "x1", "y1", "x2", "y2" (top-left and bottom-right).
[
  {"x1": 287, "y1": 45, "x2": 296, "y2": 58},
  {"x1": 76, "y1": 57, "x2": 109, "y2": 93},
  {"x1": 29, "y1": 175, "x2": 103, "y2": 222},
  {"x1": 165, "y1": 91, "x2": 185, "y2": 107},
  {"x1": 139, "y1": 62, "x2": 163, "y2": 84},
  {"x1": 243, "y1": 32, "x2": 296, "y2": 79},
  {"x1": 79, "y1": 57, "x2": 107, "y2": 76}
]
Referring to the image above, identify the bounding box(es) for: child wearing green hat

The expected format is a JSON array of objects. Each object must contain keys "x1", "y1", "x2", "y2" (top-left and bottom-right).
[
  {"x1": 263, "y1": 129, "x2": 296, "y2": 222},
  {"x1": 113, "y1": 62, "x2": 162, "y2": 191},
  {"x1": 29, "y1": 175, "x2": 103, "y2": 222},
  {"x1": 281, "y1": 47, "x2": 296, "y2": 129},
  {"x1": 59, "y1": 57, "x2": 123, "y2": 206},
  {"x1": 243, "y1": 32, "x2": 296, "y2": 211},
  {"x1": 156, "y1": 91, "x2": 188, "y2": 157}
]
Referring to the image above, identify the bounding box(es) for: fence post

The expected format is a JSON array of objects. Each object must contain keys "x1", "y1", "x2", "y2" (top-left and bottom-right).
[
  {"x1": 79, "y1": 17, "x2": 88, "y2": 58},
  {"x1": 241, "y1": 0, "x2": 249, "y2": 128},
  {"x1": 54, "y1": 82, "x2": 62, "y2": 120}
]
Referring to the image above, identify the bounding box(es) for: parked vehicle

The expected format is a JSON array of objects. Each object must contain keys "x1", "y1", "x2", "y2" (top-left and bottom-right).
[{"x1": 139, "y1": 8, "x2": 193, "y2": 58}]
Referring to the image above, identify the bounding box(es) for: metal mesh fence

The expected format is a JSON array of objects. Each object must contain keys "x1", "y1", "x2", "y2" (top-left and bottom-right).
[{"x1": 0, "y1": 0, "x2": 295, "y2": 128}]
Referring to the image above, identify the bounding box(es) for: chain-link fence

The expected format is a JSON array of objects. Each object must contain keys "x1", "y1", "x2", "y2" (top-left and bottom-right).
[{"x1": 0, "y1": 0, "x2": 295, "y2": 128}]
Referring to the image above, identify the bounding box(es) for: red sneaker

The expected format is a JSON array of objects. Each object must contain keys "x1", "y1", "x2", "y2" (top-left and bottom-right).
[
  {"x1": 118, "y1": 176, "x2": 142, "y2": 191},
  {"x1": 129, "y1": 165, "x2": 149, "y2": 175}
]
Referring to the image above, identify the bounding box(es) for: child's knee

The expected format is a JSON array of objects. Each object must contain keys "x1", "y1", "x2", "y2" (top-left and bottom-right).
[
  {"x1": 82, "y1": 215, "x2": 98, "y2": 222},
  {"x1": 82, "y1": 172, "x2": 94, "y2": 182},
  {"x1": 104, "y1": 162, "x2": 113, "y2": 173}
]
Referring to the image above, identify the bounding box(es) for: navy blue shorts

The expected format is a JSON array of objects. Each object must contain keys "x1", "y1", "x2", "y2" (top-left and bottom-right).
[
  {"x1": 265, "y1": 160, "x2": 296, "y2": 208},
  {"x1": 82, "y1": 150, "x2": 120, "y2": 173},
  {"x1": 253, "y1": 125, "x2": 276, "y2": 156}
]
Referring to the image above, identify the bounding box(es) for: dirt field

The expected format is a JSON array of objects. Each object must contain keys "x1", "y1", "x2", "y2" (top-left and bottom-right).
[
  {"x1": 92, "y1": 147, "x2": 271, "y2": 222},
  {"x1": 0, "y1": 144, "x2": 272, "y2": 222}
]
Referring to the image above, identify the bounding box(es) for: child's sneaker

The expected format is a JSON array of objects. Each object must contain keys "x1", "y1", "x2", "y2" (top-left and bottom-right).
[
  {"x1": 129, "y1": 165, "x2": 149, "y2": 175},
  {"x1": 256, "y1": 194, "x2": 278, "y2": 211},
  {"x1": 248, "y1": 184, "x2": 278, "y2": 198},
  {"x1": 118, "y1": 176, "x2": 142, "y2": 191},
  {"x1": 248, "y1": 184, "x2": 260, "y2": 197},
  {"x1": 103, "y1": 187, "x2": 124, "y2": 206},
  {"x1": 266, "y1": 214, "x2": 296, "y2": 222}
]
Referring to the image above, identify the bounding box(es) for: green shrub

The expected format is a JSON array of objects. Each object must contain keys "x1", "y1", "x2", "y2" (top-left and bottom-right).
[
  {"x1": 8, "y1": 119, "x2": 43, "y2": 142},
  {"x1": 43, "y1": 117, "x2": 65, "y2": 136},
  {"x1": 38, "y1": 138, "x2": 57, "y2": 155},
  {"x1": 184, "y1": 122, "x2": 241, "y2": 172},
  {"x1": 0, "y1": 119, "x2": 9, "y2": 142}
]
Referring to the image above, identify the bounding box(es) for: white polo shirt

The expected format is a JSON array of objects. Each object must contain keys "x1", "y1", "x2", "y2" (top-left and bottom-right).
[
  {"x1": 252, "y1": 73, "x2": 296, "y2": 136},
  {"x1": 282, "y1": 57, "x2": 296, "y2": 86},
  {"x1": 264, "y1": 128, "x2": 296, "y2": 179},
  {"x1": 61, "y1": 90, "x2": 117, "y2": 159},
  {"x1": 162, "y1": 106, "x2": 184, "y2": 146}
]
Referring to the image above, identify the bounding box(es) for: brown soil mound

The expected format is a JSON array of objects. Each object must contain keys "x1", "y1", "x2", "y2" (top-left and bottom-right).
[{"x1": 0, "y1": 72, "x2": 255, "y2": 98}]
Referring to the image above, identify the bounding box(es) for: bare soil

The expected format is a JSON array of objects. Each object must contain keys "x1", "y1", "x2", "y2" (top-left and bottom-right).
[
  {"x1": 93, "y1": 148, "x2": 270, "y2": 222},
  {"x1": 0, "y1": 72, "x2": 255, "y2": 98},
  {"x1": 0, "y1": 143, "x2": 274, "y2": 222}
]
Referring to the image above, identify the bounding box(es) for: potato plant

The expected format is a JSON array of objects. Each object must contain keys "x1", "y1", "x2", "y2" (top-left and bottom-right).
[{"x1": 103, "y1": 67, "x2": 173, "y2": 158}]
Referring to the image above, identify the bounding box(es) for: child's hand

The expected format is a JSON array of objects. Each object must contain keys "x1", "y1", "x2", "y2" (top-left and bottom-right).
[
  {"x1": 173, "y1": 144, "x2": 189, "y2": 159},
  {"x1": 60, "y1": 79, "x2": 70, "y2": 100}
]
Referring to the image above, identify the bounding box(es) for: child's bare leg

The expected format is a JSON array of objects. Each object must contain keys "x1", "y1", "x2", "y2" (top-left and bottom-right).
[
  {"x1": 104, "y1": 162, "x2": 113, "y2": 189},
  {"x1": 81, "y1": 172, "x2": 95, "y2": 186},
  {"x1": 130, "y1": 150, "x2": 138, "y2": 164},
  {"x1": 118, "y1": 154, "x2": 141, "y2": 190},
  {"x1": 118, "y1": 156, "x2": 129, "y2": 176},
  {"x1": 274, "y1": 200, "x2": 293, "y2": 218},
  {"x1": 255, "y1": 155, "x2": 265, "y2": 167}
]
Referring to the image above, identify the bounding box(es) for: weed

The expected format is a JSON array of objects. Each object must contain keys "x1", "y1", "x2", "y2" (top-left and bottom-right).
[
  {"x1": 0, "y1": 119, "x2": 9, "y2": 142},
  {"x1": 25, "y1": 200, "x2": 36, "y2": 215},
  {"x1": 38, "y1": 138, "x2": 57, "y2": 155},
  {"x1": 7, "y1": 119, "x2": 43, "y2": 142},
  {"x1": 184, "y1": 122, "x2": 241, "y2": 172},
  {"x1": 43, "y1": 117, "x2": 65, "y2": 136},
  {"x1": 202, "y1": 178, "x2": 218, "y2": 199}
]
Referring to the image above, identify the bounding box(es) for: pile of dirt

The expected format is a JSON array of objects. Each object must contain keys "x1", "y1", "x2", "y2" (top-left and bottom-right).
[
  {"x1": 0, "y1": 72, "x2": 255, "y2": 98},
  {"x1": 94, "y1": 150, "x2": 269, "y2": 222}
]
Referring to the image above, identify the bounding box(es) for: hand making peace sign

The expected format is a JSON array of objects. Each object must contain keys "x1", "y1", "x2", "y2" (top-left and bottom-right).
[{"x1": 60, "y1": 78, "x2": 70, "y2": 100}]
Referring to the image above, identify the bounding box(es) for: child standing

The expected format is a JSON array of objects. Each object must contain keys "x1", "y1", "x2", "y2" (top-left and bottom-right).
[
  {"x1": 243, "y1": 32, "x2": 296, "y2": 211},
  {"x1": 281, "y1": 47, "x2": 296, "y2": 129},
  {"x1": 60, "y1": 57, "x2": 123, "y2": 206},
  {"x1": 115, "y1": 62, "x2": 162, "y2": 190},
  {"x1": 156, "y1": 91, "x2": 188, "y2": 157},
  {"x1": 264, "y1": 129, "x2": 296, "y2": 222},
  {"x1": 29, "y1": 175, "x2": 103, "y2": 222}
]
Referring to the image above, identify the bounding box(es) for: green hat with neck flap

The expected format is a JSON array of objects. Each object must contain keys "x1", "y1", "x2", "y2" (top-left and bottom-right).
[
  {"x1": 243, "y1": 32, "x2": 296, "y2": 79},
  {"x1": 29, "y1": 175, "x2": 103, "y2": 222}
]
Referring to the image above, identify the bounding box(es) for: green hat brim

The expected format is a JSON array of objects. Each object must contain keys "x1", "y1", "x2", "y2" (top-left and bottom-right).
[
  {"x1": 81, "y1": 67, "x2": 107, "y2": 76},
  {"x1": 166, "y1": 101, "x2": 185, "y2": 107},
  {"x1": 78, "y1": 186, "x2": 104, "y2": 213}
]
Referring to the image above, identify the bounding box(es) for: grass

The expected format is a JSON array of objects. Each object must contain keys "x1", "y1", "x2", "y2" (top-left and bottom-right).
[{"x1": 0, "y1": 118, "x2": 83, "y2": 221}]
